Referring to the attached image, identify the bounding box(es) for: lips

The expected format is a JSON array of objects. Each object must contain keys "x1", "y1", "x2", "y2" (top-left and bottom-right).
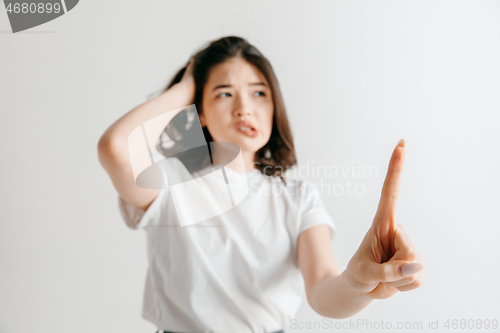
[{"x1": 235, "y1": 120, "x2": 258, "y2": 137}]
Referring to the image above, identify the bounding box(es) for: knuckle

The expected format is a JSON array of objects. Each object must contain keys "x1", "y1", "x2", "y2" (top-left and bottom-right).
[
  {"x1": 382, "y1": 190, "x2": 399, "y2": 200},
  {"x1": 358, "y1": 263, "x2": 371, "y2": 282},
  {"x1": 406, "y1": 248, "x2": 419, "y2": 262},
  {"x1": 379, "y1": 264, "x2": 394, "y2": 282},
  {"x1": 352, "y1": 260, "x2": 363, "y2": 274}
]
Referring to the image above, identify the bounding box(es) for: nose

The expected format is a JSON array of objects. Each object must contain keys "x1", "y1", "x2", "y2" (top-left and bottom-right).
[
  {"x1": 235, "y1": 109, "x2": 251, "y2": 118},
  {"x1": 233, "y1": 94, "x2": 252, "y2": 119}
]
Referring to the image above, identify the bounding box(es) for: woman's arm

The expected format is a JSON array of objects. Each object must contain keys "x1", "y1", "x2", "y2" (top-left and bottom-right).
[
  {"x1": 298, "y1": 141, "x2": 425, "y2": 318},
  {"x1": 297, "y1": 224, "x2": 374, "y2": 319},
  {"x1": 97, "y1": 62, "x2": 195, "y2": 210}
]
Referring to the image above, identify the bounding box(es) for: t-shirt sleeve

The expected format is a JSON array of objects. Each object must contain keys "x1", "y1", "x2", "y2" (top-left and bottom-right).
[
  {"x1": 292, "y1": 179, "x2": 337, "y2": 265},
  {"x1": 117, "y1": 147, "x2": 167, "y2": 230},
  {"x1": 118, "y1": 188, "x2": 167, "y2": 230}
]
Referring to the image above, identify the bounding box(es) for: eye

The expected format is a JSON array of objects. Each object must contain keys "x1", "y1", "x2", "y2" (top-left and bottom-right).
[
  {"x1": 254, "y1": 91, "x2": 265, "y2": 97},
  {"x1": 219, "y1": 92, "x2": 231, "y2": 98}
]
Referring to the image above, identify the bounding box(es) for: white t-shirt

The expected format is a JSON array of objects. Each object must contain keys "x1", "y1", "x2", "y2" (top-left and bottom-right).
[{"x1": 118, "y1": 148, "x2": 336, "y2": 333}]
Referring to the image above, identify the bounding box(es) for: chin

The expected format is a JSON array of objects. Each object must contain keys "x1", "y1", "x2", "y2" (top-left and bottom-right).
[
  {"x1": 231, "y1": 137, "x2": 265, "y2": 155},
  {"x1": 235, "y1": 141, "x2": 259, "y2": 154}
]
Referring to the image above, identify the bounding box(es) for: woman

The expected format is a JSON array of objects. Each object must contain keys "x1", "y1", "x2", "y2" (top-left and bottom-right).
[{"x1": 97, "y1": 36, "x2": 425, "y2": 333}]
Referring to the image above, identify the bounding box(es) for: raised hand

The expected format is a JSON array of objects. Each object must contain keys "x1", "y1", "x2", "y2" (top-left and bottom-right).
[{"x1": 344, "y1": 139, "x2": 425, "y2": 299}]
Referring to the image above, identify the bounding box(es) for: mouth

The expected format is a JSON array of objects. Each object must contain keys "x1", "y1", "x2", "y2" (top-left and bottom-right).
[{"x1": 235, "y1": 121, "x2": 258, "y2": 138}]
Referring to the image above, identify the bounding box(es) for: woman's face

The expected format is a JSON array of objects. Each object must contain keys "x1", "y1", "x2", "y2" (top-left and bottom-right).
[{"x1": 200, "y1": 57, "x2": 274, "y2": 164}]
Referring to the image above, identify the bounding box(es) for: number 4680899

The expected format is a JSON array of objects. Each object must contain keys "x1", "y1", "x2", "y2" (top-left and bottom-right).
[{"x1": 5, "y1": 2, "x2": 61, "y2": 14}]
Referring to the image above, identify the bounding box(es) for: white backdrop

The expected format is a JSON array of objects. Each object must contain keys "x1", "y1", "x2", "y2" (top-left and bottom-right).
[{"x1": 1, "y1": 1, "x2": 499, "y2": 332}]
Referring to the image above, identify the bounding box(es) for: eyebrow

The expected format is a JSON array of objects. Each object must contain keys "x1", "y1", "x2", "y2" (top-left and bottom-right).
[{"x1": 212, "y1": 82, "x2": 267, "y2": 92}]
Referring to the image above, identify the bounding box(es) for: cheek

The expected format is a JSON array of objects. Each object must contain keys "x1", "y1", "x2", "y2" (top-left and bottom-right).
[{"x1": 205, "y1": 112, "x2": 232, "y2": 140}]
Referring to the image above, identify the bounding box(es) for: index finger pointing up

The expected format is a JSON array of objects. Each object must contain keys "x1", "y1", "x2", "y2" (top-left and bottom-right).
[{"x1": 374, "y1": 139, "x2": 406, "y2": 223}]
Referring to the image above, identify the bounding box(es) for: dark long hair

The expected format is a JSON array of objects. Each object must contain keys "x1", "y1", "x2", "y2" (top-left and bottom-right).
[{"x1": 157, "y1": 36, "x2": 297, "y2": 184}]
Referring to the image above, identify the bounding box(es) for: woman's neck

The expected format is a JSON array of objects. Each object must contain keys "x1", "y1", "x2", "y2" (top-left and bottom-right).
[{"x1": 210, "y1": 144, "x2": 256, "y2": 174}]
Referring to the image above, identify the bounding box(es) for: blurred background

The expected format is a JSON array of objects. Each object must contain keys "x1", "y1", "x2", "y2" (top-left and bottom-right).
[{"x1": 1, "y1": 0, "x2": 499, "y2": 332}]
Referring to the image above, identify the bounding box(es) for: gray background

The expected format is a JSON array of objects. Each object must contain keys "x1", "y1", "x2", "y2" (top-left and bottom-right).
[{"x1": 1, "y1": 0, "x2": 499, "y2": 332}]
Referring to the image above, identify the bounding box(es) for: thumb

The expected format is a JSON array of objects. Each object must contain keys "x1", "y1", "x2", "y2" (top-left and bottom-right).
[{"x1": 370, "y1": 260, "x2": 424, "y2": 283}]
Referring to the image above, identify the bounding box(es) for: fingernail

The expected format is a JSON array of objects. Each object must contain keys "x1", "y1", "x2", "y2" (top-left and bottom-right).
[
  {"x1": 397, "y1": 139, "x2": 405, "y2": 148},
  {"x1": 400, "y1": 262, "x2": 423, "y2": 276}
]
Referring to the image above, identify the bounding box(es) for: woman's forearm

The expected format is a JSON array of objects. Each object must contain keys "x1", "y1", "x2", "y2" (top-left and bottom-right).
[
  {"x1": 309, "y1": 270, "x2": 374, "y2": 319},
  {"x1": 98, "y1": 79, "x2": 195, "y2": 182},
  {"x1": 99, "y1": 79, "x2": 195, "y2": 149}
]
